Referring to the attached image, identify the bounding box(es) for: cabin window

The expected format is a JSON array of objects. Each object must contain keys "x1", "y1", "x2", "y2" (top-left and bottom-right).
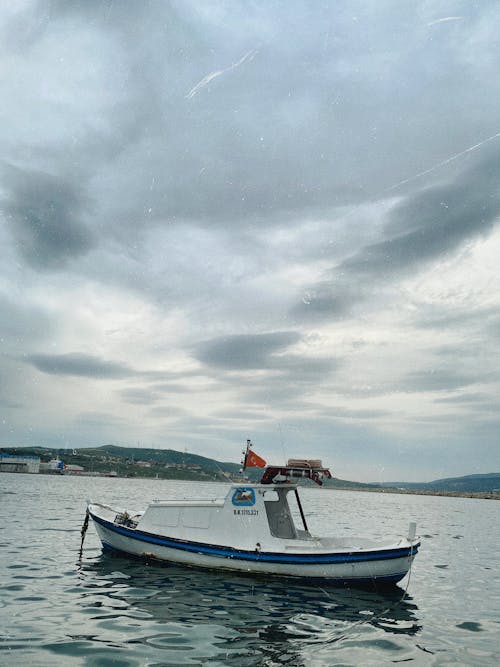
[
  {"x1": 181, "y1": 507, "x2": 210, "y2": 529},
  {"x1": 147, "y1": 506, "x2": 179, "y2": 528},
  {"x1": 161, "y1": 508, "x2": 180, "y2": 527},
  {"x1": 264, "y1": 490, "x2": 297, "y2": 539}
]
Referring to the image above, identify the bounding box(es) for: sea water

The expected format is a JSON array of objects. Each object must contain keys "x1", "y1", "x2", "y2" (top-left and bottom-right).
[{"x1": 0, "y1": 473, "x2": 498, "y2": 666}]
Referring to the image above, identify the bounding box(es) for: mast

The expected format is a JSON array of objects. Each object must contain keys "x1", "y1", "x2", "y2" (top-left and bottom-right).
[{"x1": 241, "y1": 439, "x2": 252, "y2": 471}]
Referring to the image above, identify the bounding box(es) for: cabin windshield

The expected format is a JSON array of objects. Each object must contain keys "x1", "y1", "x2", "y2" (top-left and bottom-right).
[{"x1": 264, "y1": 487, "x2": 298, "y2": 539}]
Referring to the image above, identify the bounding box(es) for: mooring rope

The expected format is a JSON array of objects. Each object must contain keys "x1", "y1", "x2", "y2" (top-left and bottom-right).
[{"x1": 79, "y1": 508, "x2": 90, "y2": 559}]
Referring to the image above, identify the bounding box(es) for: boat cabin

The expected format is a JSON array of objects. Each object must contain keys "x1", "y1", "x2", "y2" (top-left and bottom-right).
[{"x1": 134, "y1": 461, "x2": 332, "y2": 551}]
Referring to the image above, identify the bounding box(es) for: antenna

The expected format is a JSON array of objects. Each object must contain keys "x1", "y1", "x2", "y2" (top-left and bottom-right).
[{"x1": 278, "y1": 424, "x2": 287, "y2": 463}]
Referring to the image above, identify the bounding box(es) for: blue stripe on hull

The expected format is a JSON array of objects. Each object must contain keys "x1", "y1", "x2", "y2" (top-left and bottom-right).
[
  {"x1": 100, "y1": 540, "x2": 408, "y2": 585},
  {"x1": 91, "y1": 511, "x2": 419, "y2": 566}
]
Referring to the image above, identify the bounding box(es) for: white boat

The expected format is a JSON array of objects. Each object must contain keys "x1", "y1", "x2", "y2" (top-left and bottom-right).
[{"x1": 87, "y1": 443, "x2": 420, "y2": 586}]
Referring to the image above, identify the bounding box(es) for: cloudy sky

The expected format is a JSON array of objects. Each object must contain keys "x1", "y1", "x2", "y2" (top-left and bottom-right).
[{"x1": 1, "y1": 1, "x2": 499, "y2": 482}]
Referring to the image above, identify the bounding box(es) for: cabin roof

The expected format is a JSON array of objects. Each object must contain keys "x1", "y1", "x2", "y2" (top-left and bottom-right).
[{"x1": 230, "y1": 482, "x2": 298, "y2": 490}]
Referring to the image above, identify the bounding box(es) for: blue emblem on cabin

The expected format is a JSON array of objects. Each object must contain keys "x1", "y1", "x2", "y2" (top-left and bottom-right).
[{"x1": 232, "y1": 488, "x2": 256, "y2": 506}]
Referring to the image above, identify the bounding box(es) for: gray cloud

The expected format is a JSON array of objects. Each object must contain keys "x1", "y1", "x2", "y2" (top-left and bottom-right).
[
  {"x1": 346, "y1": 155, "x2": 500, "y2": 276},
  {"x1": 320, "y1": 406, "x2": 390, "y2": 421},
  {"x1": 211, "y1": 408, "x2": 272, "y2": 421},
  {"x1": 0, "y1": 293, "x2": 54, "y2": 348},
  {"x1": 294, "y1": 148, "x2": 500, "y2": 321},
  {"x1": 271, "y1": 355, "x2": 339, "y2": 379},
  {"x1": 191, "y1": 332, "x2": 340, "y2": 415},
  {"x1": 118, "y1": 387, "x2": 160, "y2": 405},
  {"x1": 486, "y1": 316, "x2": 500, "y2": 340},
  {"x1": 74, "y1": 411, "x2": 126, "y2": 426},
  {"x1": 26, "y1": 353, "x2": 133, "y2": 379},
  {"x1": 150, "y1": 382, "x2": 197, "y2": 395},
  {"x1": 230, "y1": 357, "x2": 339, "y2": 411},
  {"x1": 413, "y1": 305, "x2": 497, "y2": 332},
  {"x1": 196, "y1": 332, "x2": 301, "y2": 370},
  {"x1": 148, "y1": 405, "x2": 190, "y2": 419},
  {"x1": 435, "y1": 392, "x2": 498, "y2": 406},
  {"x1": 2, "y1": 167, "x2": 94, "y2": 270},
  {"x1": 401, "y1": 368, "x2": 478, "y2": 393},
  {"x1": 291, "y1": 282, "x2": 365, "y2": 321}
]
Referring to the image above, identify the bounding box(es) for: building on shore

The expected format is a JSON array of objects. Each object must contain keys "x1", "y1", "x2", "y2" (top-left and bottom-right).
[
  {"x1": 0, "y1": 453, "x2": 40, "y2": 473},
  {"x1": 39, "y1": 459, "x2": 65, "y2": 473},
  {"x1": 65, "y1": 464, "x2": 85, "y2": 474}
]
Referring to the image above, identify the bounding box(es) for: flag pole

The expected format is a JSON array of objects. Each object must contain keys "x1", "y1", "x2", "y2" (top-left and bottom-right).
[{"x1": 241, "y1": 439, "x2": 252, "y2": 471}]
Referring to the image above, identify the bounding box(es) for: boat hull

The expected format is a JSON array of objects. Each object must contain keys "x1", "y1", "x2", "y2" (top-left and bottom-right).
[{"x1": 89, "y1": 509, "x2": 419, "y2": 585}]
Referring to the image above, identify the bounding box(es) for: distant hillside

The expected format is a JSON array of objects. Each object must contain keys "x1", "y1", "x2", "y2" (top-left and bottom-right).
[
  {"x1": 92, "y1": 444, "x2": 241, "y2": 474},
  {"x1": 1, "y1": 444, "x2": 241, "y2": 481},
  {"x1": 2, "y1": 444, "x2": 498, "y2": 494},
  {"x1": 379, "y1": 473, "x2": 500, "y2": 494},
  {"x1": 324, "y1": 477, "x2": 382, "y2": 491}
]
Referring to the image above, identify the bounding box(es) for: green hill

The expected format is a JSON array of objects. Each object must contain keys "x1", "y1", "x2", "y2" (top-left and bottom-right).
[
  {"x1": 91, "y1": 444, "x2": 241, "y2": 474},
  {"x1": 379, "y1": 473, "x2": 500, "y2": 494},
  {"x1": 323, "y1": 477, "x2": 382, "y2": 491},
  {"x1": 1, "y1": 444, "x2": 241, "y2": 481}
]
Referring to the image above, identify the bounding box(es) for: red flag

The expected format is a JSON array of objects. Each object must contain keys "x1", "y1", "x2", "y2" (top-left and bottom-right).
[{"x1": 246, "y1": 449, "x2": 266, "y2": 468}]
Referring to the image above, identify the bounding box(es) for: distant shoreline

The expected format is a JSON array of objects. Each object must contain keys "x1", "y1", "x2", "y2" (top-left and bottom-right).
[
  {"x1": 327, "y1": 485, "x2": 500, "y2": 500},
  {"x1": 3, "y1": 469, "x2": 498, "y2": 499}
]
